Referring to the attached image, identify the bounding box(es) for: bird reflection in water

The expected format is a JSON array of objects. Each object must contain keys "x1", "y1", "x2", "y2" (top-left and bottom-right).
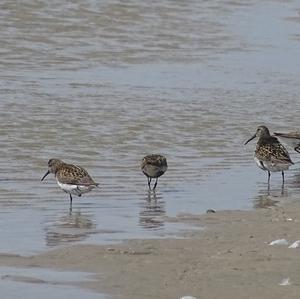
[
  {"x1": 139, "y1": 191, "x2": 166, "y2": 230},
  {"x1": 253, "y1": 195, "x2": 279, "y2": 209},
  {"x1": 44, "y1": 210, "x2": 96, "y2": 247},
  {"x1": 253, "y1": 184, "x2": 287, "y2": 209}
]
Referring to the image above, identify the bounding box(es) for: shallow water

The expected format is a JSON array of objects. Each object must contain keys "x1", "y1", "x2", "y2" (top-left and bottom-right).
[
  {"x1": 1, "y1": 0, "x2": 300, "y2": 296},
  {"x1": 1, "y1": 0, "x2": 300, "y2": 252}
]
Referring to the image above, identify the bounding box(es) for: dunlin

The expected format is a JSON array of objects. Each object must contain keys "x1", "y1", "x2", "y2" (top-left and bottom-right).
[
  {"x1": 244, "y1": 125, "x2": 293, "y2": 184},
  {"x1": 41, "y1": 158, "x2": 99, "y2": 206},
  {"x1": 274, "y1": 131, "x2": 300, "y2": 153},
  {"x1": 141, "y1": 154, "x2": 168, "y2": 190}
]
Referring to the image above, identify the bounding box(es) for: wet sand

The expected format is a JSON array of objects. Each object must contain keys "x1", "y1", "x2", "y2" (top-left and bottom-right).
[{"x1": 1, "y1": 199, "x2": 300, "y2": 299}]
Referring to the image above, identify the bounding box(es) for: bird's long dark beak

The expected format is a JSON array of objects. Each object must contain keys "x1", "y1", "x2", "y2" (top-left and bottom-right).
[
  {"x1": 244, "y1": 134, "x2": 256, "y2": 145},
  {"x1": 41, "y1": 170, "x2": 50, "y2": 181}
]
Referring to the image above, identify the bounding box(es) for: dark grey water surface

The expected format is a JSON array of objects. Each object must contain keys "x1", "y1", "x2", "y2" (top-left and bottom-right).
[{"x1": 1, "y1": 0, "x2": 300, "y2": 257}]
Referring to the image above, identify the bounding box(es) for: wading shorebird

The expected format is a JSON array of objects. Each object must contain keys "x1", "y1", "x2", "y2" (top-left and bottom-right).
[
  {"x1": 141, "y1": 154, "x2": 168, "y2": 191},
  {"x1": 244, "y1": 125, "x2": 293, "y2": 184},
  {"x1": 274, "y1": 131, "x2": 300, "y2": 153},
  {"x1": 41, "y1": 158, "x2": 99, "y2": 207}
]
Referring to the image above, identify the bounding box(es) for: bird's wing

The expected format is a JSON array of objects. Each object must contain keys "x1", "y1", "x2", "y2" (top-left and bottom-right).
[
  {"x1": 256, "y1": 141, "x2": 293, "y2": 164},
  {"x1": 141, "y1": 155, "x2": 166, "y2": 168},
  {"x1": 56, "y1": 164, "x2": 98, "y2": 185},
  {"x1": 274, "y1": 132, "x2": 300, "y2": 139}
]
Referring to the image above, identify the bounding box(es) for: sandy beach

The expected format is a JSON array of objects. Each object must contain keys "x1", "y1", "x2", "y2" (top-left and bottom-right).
[{"x1": 1, "y1": 199, "x2": 300, "y2": 299}]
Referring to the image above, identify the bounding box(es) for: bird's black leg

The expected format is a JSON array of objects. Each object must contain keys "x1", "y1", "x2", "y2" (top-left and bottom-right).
[
  {"x1": 69, "y1": 194, "x2": 73, "y2": 211},
  {"x1": 281, "y1": 171, "x2": 285, "y2": 195},
  {"x1": 148, "y1": 177, "x2": 152, "y2": 190},
  {"x1": 153, "y1": 178, "x2": 158, "y2": 190},
  {"x1": 267, "y1": 171, "x2": 271, "y2": 184}
]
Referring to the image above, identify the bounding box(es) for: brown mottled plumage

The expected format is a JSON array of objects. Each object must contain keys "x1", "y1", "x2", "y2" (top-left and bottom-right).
[
  {"x1": 274, "y1": 131, "x2": 300, "y2": 153},
  {"x1": 245, "y1": 126, "x2": 293, "y2": 184},
  {"x1": 141, "y1": 154, "x2": 168, "y2": 190},
  {"x1": 41, "y1": 158, "x2": 99, "y2": 206}
]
